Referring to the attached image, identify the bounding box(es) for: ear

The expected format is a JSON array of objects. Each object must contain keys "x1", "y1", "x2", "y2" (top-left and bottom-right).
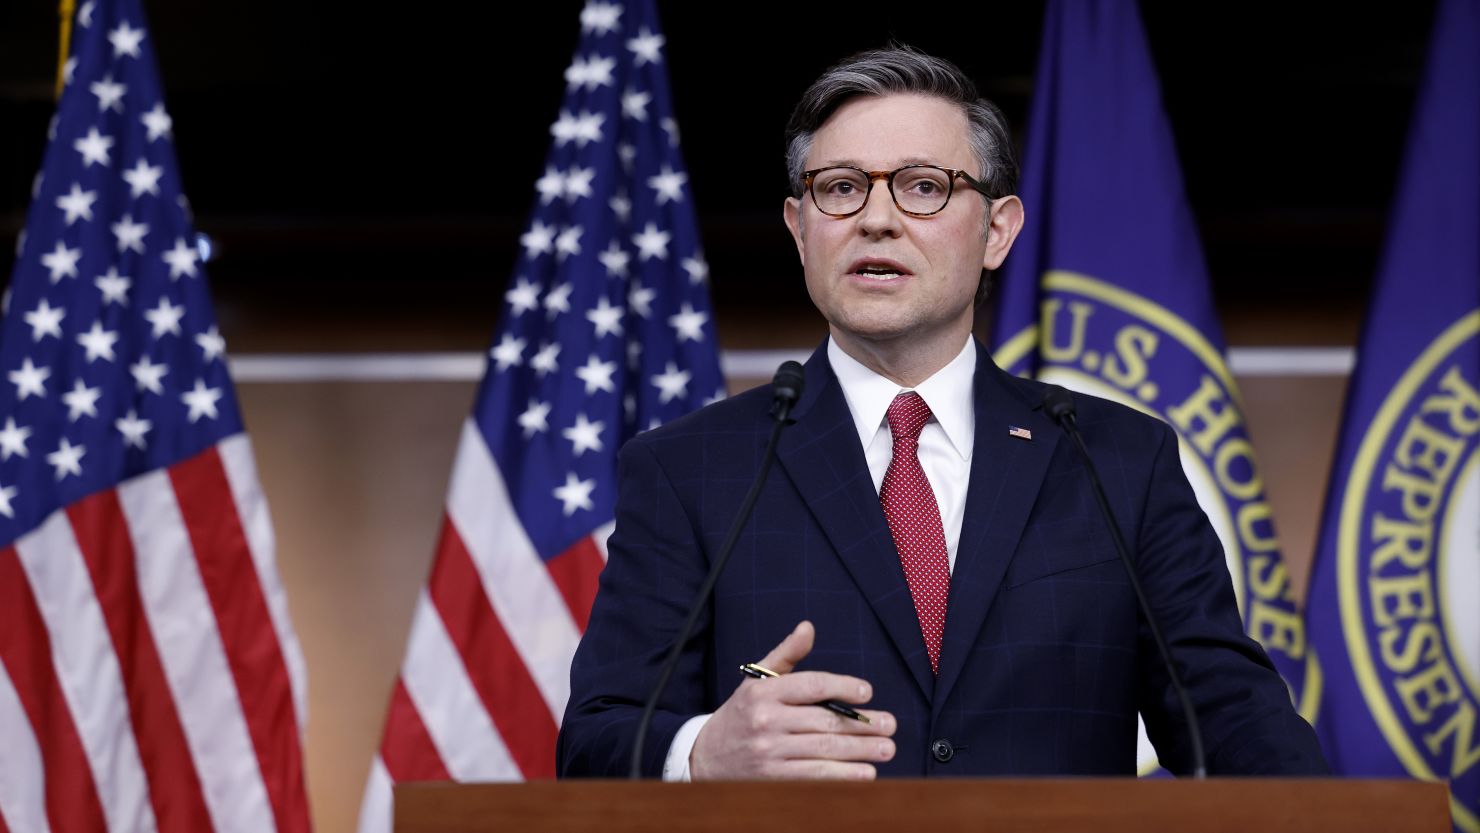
[
  {"x1": 783, "y1": 195, "x2": 806, "y2": 261},
  {"x1": 981, "y1": 195, "x2": 1024, "y2": 271}
]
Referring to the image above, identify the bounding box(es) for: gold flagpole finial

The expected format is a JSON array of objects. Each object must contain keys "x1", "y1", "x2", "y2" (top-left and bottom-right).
[{"x1": 56, "y1": 0, "x2": 77, "y2": 100}]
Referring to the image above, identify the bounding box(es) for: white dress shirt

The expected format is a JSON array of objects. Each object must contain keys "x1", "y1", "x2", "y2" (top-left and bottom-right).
[
  {"x1": 827, "y1": 336, "x2": 976, "y2": 572},
  {"x1": 662, "y1": 336, "x2": 978, "y2": 780}
]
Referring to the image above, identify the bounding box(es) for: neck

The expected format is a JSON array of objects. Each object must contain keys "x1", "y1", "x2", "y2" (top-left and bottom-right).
[{"x1": 831, "y1": 326, "x2": 972, "y2": 388}]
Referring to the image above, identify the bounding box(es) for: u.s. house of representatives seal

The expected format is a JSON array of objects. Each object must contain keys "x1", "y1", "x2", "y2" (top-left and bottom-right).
[
  {"x1": 995, "y1": 270, "x2": 1321, "y2": 773},
  {"x1": 1336, "y1": 310, "x2": 1479, "y2": 829}
]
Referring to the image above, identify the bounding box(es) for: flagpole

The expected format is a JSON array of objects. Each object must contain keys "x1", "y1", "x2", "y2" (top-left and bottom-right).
[{"x1": 55, "y1": 0, "x2": 74, "y2": 100}]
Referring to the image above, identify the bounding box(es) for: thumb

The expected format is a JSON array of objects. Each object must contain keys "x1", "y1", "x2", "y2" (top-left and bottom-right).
[{"x1": 757, "y1": 620, "x2": 815, "y2": 674}]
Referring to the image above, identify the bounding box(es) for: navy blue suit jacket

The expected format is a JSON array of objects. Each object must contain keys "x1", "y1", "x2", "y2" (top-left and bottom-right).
[{"x1": 558, "y1": 340, "x2": 1327, "y2": 777}]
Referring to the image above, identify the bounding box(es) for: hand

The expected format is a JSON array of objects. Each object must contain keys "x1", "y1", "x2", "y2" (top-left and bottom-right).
[{"x1": 689, "y1": 621, "x2": 897, "y2": 780}]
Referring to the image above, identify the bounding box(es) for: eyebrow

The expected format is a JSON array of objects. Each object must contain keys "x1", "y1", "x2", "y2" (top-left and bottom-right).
[{"x1": 816, "y1": 156, "x2": 945, "y2": 169}]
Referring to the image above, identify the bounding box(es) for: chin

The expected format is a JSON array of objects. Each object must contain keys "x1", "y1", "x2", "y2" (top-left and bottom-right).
[{"x1": 833, "y1": 317, "x2": 916, "y2": 345}]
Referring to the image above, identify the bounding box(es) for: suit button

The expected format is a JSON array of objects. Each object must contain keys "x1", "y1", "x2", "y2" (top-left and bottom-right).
[{"x1": 930, "y1": 738, "x2": 954, "y2": 763}]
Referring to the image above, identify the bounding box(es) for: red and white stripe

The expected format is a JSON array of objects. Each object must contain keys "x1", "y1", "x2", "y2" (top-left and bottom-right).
[
  {"x1": 358, "y1": 418, "x2": 610, "y2": 833},
  {"x1": 0, "y1": 438, "x2": 310, "y2": 833},
  {"x1": 0, "y1": 662, "x2": 50, "y2": 833}
]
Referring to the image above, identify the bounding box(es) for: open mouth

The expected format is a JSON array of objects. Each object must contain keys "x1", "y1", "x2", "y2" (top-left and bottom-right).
[{"x1": 848, "y1": 259, "x2": 912, "y2": 280}]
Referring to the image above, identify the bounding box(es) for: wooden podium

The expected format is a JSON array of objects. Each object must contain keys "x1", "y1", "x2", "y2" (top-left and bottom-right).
[{"x1": 394, "y1": 778, "x2": 1451, "y2": 832}]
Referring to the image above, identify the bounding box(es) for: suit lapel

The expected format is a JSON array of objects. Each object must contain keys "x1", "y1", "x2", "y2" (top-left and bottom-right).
[
  {"x1": 932, "y1": 345, "x2": 1061, "y2": 715},
  {"x1": 776, "y1": 344, "x2": 934, "y2": 700}
]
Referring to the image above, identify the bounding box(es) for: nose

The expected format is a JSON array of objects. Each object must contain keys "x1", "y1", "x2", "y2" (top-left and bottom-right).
[{"x1": 856, "y1": 176, "x2": 904, "y2": 239}]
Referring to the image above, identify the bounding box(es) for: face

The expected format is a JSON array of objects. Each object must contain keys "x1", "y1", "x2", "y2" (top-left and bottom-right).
[{"x1": 783, "y1": 93, "x2": 1022, "y2": 360}]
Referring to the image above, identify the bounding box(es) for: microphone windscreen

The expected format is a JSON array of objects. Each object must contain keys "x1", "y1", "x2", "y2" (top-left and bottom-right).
[
  {"x1": 772, "y1": 360, "x2": 805, "y2": 405},
  {"x1": 1041, "y1": 384, "x2": 1075, "y2": 422}
]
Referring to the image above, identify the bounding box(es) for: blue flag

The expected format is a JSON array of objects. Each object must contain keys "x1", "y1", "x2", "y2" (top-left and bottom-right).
[
  {"x1": 1305, "y1": 0, "x2": 1480, "y2": 827},
  {"x1": 990, "y1": 0, "x2": 1315, "y2": 771}
]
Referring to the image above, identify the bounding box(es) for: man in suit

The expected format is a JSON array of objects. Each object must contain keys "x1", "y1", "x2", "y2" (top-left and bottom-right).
[{"x1": 557, "y1": 46, "x2": 1328, "y2": 779}]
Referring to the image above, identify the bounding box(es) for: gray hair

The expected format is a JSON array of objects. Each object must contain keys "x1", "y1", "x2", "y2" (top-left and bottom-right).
[
  {"x1": 783, "y1": 46, "x2": 1018, "y2": 305},
  {"x1": 784, "y1": 45, "x2": 1018, "y2": 201}
]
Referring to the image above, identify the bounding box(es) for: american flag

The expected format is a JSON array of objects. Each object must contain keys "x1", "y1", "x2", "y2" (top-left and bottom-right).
[
  {"x1": 356, "y1": 1, "x2": 722, "y2": 829},
  {"x1": 0, "y1": 1, "x2": 311, "y2": 832}
]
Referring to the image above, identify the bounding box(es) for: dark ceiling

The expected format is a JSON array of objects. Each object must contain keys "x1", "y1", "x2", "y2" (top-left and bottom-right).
[{"x1": 0, "y1": 2, "x2": 1438, "y2": 349}]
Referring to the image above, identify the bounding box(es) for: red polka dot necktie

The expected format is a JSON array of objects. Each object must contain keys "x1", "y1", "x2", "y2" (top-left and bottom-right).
[{"x1": 880, "y1": 392, "x2": 950, "y2": 675}]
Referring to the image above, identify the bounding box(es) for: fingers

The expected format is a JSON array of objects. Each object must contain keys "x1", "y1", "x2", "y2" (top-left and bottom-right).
[
  {"x1": 766, "y1": 731, "x2": 896, "y2": 765},
  {"x1": 734, "y1": 729, "x2": 894, "y2": 780},
  {"x1": 767, "y1": 760, "x2": 880, "y2": 781},
  {"x1": 753, "y1": 623, "x2": 872, "y2": 706},
  {"x1": 757, "y1": 620, "x2": 815, "y2": 674},
  {"x1": 769, "y1": 706, "x2": 896, "y2": 736},
  {"x1": 692, "y1": 620, "x2": 899, "y2": 781},
  {"x1": 766, "y1": 670, "x2": 873, "y2": 708}
]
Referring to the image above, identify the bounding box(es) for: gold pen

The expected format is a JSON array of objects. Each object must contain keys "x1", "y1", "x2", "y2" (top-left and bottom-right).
[{"x1": 739, "y1": 662, "x2": 872, "y2": 724}]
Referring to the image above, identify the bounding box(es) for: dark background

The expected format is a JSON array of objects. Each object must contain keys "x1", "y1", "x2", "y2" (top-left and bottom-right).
[{"x1": 0, "y1": 1, "x2": 1438, "y2": 351}]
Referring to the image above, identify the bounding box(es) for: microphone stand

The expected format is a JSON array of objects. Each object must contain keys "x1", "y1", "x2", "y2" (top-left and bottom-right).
[
  {"x1": 627, "y1": 362, "x2": 805, "y2": 778},
  {"x1": 1042, "y1": 385, "x2": 1208, "y2": 779}
]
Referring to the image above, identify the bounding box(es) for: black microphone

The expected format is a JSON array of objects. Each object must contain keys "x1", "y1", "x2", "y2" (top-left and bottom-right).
[
  {"x1": 1041, "y1": 384, "x2": 1208, "y2": 779},
  {"x1": 769, "y1": 360, "x2": 804, "y2": 421},
  {"x1": 628, "y1": 361, "x2": 805, "y2": 778}
]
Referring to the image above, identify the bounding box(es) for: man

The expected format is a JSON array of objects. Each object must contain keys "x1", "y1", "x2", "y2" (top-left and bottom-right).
[{"x1": 558, "y1": 46, "x2": 1328, "y2": 779}]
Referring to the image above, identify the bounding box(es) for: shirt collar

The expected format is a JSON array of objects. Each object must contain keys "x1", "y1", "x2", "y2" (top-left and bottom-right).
[{"x1": 827, "y1": 336, "x2": 976, "y2": 461}]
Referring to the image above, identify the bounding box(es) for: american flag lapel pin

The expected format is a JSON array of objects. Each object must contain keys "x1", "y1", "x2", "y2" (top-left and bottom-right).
[{"x1": 1008, "y1": 426, "x2": 1033, "y2": 440}]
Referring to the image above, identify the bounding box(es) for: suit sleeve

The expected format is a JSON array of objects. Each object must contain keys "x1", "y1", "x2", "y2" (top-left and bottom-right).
[
  {"x1": 557, "y1": 436, "x2": 714, "y2": 777},
  {"x1": 1132, "y1": 420, "x2": 1329, "y2": 775}
]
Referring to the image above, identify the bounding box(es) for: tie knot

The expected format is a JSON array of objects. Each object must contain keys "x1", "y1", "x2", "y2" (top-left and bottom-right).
[{"x1": 886, "y1": 392, "x2": 933, "y2": 444}]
